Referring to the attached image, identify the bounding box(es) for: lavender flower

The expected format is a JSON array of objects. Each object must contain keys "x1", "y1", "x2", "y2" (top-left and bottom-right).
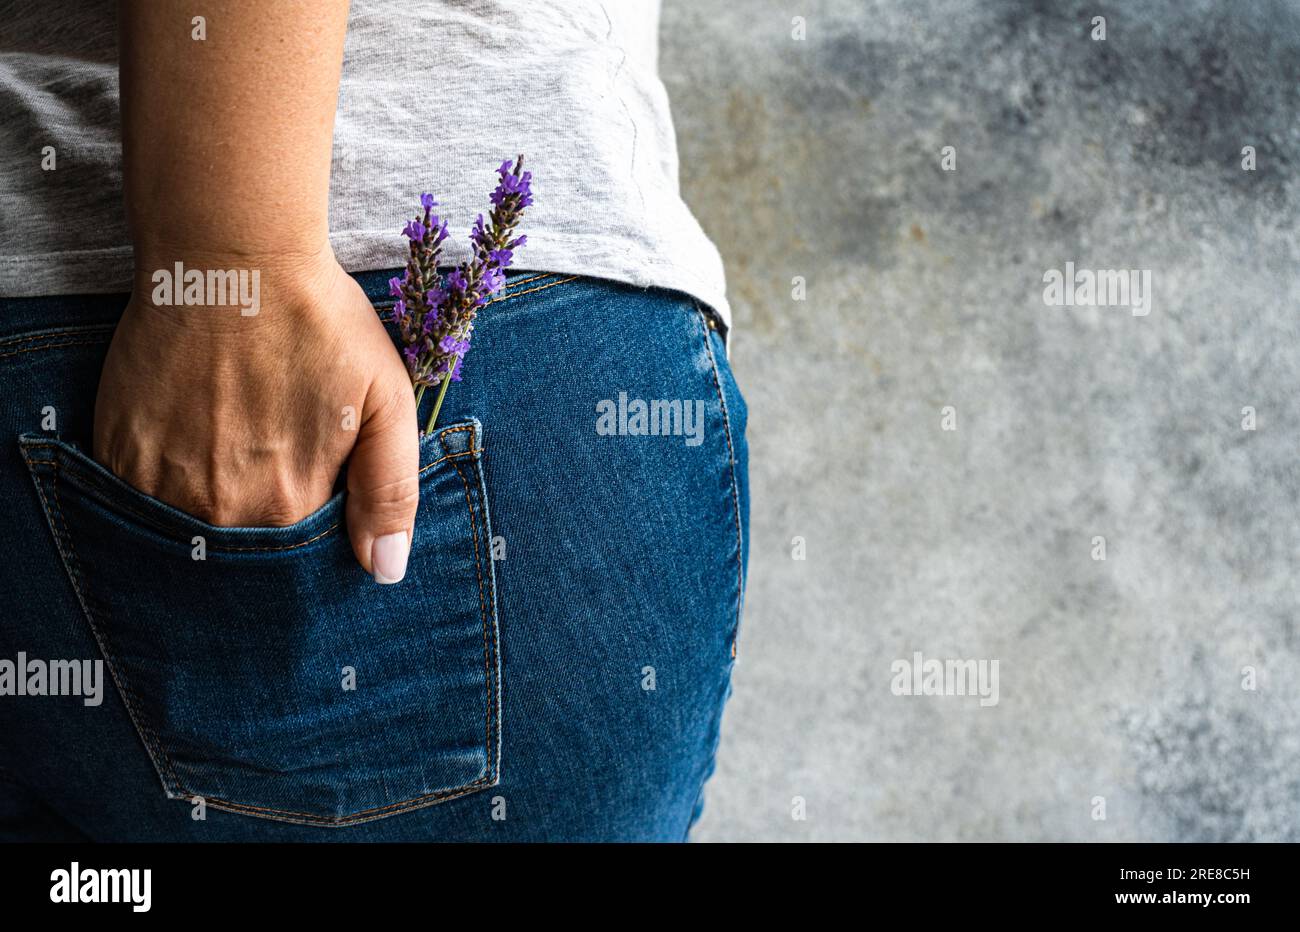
[{"x1": 396, "y1": 156, "x2": 533, "y2": 433}]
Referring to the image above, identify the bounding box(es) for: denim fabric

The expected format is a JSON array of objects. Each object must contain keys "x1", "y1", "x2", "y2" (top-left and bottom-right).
[{"x1": 0, "y1": 270, "x2": 748, "y2": 841}]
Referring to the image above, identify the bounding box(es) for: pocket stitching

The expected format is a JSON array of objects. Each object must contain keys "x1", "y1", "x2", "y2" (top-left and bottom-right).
[
  {"x1": 22, "y1": 437, "x2": 481, "y2": 552},
  {"x1": 693, "y1": 303, "x2": 745, "y2": 656},
  {"x1": 22, "y1": 426, "x2": 502, "y2": 826},
  {"x1": 0, "y1": 338, "x2": 110, "y2": 360},
  {"x1": 22, "y1": 445, "x2": 188, "y2": 802},
  {"x1": 0, "y1": 323, "x2": 115, "y2": 349},
  {"x1": 486, "y1": 275, "x2": 579, "y2": 305},
  {"x1": 440, "y1": 427, "x2": 501, "y2": 789}
]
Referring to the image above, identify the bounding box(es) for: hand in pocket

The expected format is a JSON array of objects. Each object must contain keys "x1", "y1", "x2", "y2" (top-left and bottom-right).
[
  {"x1": 93, "y1": 252, "x2": 418, "y2": 583},
  {"x1": 20, "y1": 420, "x2": 503, "y2": 825}
]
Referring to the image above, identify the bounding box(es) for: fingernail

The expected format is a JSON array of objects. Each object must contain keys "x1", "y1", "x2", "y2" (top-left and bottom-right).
[{"x1": 372, "y1": 531, "x2": 409, "y2": 584}]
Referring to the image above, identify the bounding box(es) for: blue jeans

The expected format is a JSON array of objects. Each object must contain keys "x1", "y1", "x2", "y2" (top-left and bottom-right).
[{"x1": 0, "y1": 271, "x2": 748, "y2": 841}]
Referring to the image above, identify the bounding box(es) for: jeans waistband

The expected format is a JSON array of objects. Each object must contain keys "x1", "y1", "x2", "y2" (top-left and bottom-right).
[{"x1": 0, "y1": 268, "x2": 558, "y2": 339}]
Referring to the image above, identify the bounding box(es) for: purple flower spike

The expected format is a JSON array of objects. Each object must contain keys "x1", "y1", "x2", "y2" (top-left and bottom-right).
[
  {"x1": 388, "y1": 276, "x2": 404, "y2": 297},
  {"x1": 397, "y1": 156, "x2": 532, "y2": 433}
]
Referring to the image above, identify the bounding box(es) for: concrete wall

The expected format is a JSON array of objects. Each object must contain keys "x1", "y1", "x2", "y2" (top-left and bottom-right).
[{"x1": 660, "y1": 0, "x2": 1300, "y2": 841}]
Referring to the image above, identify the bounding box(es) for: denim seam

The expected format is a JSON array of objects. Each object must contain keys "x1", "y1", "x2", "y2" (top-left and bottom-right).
[
  {"x1": 23, "y1": 450, "x2": 479, "y2": 551},
  {"x1": 487, "y1": 275, "x2": 578, "y2": 304},
  {"x1": 498, "y1": 272, "x2": 555, "y2": 290},
  {"x1": 191, "y1": 777, "x2": 496, "y2": 825},
  {"x1": 372, "y1": 275, "x2": 574, "y2": 321},
  {"x1": 374, "y1": 273, "x2": 555, "y2": 308},
  {"x1": 693, "y1": 303, "x2": 745, "y2": 648},
  {"x1": 440, "y1": 426, "x2": 500, "y2": 786},
  {"x1": 0, "y1": 324, "x2": 115, "y2": 349},
  {"x1": 23, "y1": 442, "x2": 480, "y2": 552},
  {"x1": 0, "y1": 338, "x2": 109, "y2": 360},
  {"x1": 21, "y1": 445, "x2": 187, "y2": 801},
  {"x1": 680, "y1": 305, "x2": 745, "y2": 842},
  {"x1": 0, "y1": 274, "x2": 572, "y2": 351},
  {"x1": 20, "y1": 426, "x2": 502, "y2": 826}
]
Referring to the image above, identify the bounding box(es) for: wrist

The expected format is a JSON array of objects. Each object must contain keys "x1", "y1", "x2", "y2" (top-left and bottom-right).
[{"x1": 129, "y1": 240, "x2": 342, "y2": 326}]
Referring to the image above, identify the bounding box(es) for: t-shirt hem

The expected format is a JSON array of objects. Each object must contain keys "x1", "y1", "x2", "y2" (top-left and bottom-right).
[{"x1": 0, "y1": 230, "x2": 732, "y2": 330}]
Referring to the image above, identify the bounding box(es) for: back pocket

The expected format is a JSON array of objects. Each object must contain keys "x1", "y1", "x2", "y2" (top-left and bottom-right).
[{"x1": 18, "y1": 420, "x2": 501, "y2": 827}]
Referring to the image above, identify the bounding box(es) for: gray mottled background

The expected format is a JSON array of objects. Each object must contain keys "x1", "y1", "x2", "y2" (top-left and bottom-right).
[{"x1": 660, "y1": 0, "x2": 1300, "y2": 841}]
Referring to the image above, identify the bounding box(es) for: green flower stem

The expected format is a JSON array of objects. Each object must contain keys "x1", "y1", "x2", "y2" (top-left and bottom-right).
[{"x1": 424, "y1": 371, "x2": 453, "y2": 436}]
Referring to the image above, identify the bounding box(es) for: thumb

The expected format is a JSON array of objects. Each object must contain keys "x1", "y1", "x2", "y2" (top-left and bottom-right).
[{"x1": 346, "y1": 377, "x2": 420, "y2": 584}]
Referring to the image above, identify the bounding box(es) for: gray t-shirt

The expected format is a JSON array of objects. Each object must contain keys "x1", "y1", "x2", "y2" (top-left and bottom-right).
[{"x1": 0, "y1": 0, "x2": 730, "y2": 327}]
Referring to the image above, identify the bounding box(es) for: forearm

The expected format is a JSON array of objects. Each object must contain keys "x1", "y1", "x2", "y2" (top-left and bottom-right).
[{"x1": 118, "y1": 0, "x2": 350, "y2": 278}]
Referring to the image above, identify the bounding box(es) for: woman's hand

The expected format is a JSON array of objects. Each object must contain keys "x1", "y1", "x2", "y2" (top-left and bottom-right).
[
  {"x1": 94, "y1": 251, "x2": 419, "y2": 583},
  {"x1": 107, "y1": 3, "x2": 417, "y2": 580}
]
